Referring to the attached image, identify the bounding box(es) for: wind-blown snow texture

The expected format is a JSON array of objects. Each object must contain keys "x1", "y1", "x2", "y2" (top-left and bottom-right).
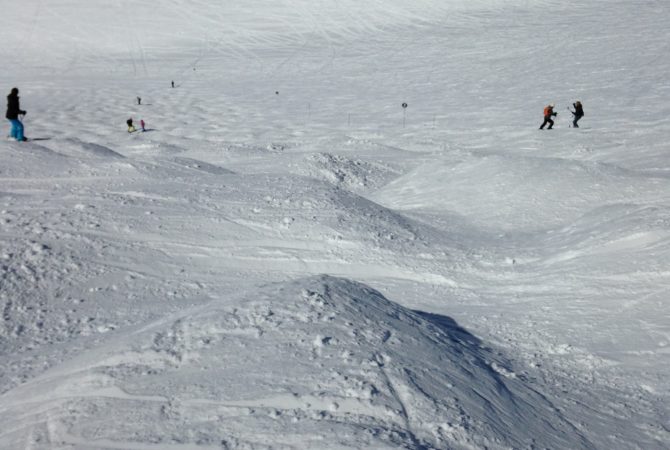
[{"x1": 1, "y1": 0, "x2": 669, "y2": 448}]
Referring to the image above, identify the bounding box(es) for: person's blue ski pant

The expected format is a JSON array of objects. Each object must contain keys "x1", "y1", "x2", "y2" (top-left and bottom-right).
[{"x1": 8, "y1": 119, "x2": 25, "y2": 141}]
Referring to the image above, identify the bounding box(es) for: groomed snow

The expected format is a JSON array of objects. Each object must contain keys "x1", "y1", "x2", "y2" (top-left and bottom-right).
[{"x1": 1, "y1": 0, "x2": 669, "y2": 448}]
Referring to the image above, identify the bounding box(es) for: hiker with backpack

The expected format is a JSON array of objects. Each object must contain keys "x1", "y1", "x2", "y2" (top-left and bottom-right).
[
  {"x1": 6, "y1": 87, "x2": 27, "y2": 141},
  {"x1": 539, "y1": 104, "x2": 557, "y2": 130}
]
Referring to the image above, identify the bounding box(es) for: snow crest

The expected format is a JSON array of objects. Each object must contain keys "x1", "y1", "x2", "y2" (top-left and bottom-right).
[{"x1": 0, "y1": 276, "x2": 589, "y2": 449}]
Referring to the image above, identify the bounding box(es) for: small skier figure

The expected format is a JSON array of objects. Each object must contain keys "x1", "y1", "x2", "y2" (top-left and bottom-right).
[
  {"x1": 570, "y1": 101, "x2": 584, "y2": 128},
  {"x1": 137, "y1": 96, "x2": 142, "y2": 105},
  {"x1": 127, "y1": 118, "x2": 136, "y2": 133},
  {"x1": 6, "y1": 87, "x2": 27, "y2": 141},
  {"x1": 540, "y1": 104, "x2": 557, "y2": 130},
  {"x1": 140, "y1": 119, "x2": 146, "y2": 132},
  {"x1": 171, "y1": 80, "x2": 175, "y2": 88}
]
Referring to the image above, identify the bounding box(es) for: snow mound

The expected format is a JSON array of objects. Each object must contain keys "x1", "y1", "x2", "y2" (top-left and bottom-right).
[
  {"x1": 540, "y1": 204, "x2": 670, "y2": 267},
  {"x1": 299, "y1": 152, "x2": 400, "y2": 193},
  {"x1": 1, "y1": 140, "x2": 132, "y2": 180},
  {"x1": 52, "y1": 138, "x2": 126, "y2": 159},
  {"x1": 164, "y1": 156, "x2": 234, "y2": 175},
  {"x1": 0, "y1": 276, "x2": 590, "y2": 449},
  {"x1": 373, "y1": 152, "x2": 670, "y2": 230},
  {"x1": 216, "y1": 173, "x2": 441, "y2": 257}
]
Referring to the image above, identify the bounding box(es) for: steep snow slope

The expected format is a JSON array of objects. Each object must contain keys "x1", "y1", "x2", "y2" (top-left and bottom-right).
[{"x1": 0, "y1": 276, "x2": 590, "y2": 449}]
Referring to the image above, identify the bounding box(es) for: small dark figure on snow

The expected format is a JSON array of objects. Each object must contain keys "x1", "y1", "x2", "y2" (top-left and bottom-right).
[
  {"x1": 137, "y1": 96, "x2": 142, "y2": 105},
  {"x1": 127, "y1": 118, "x2": 136, "y2": 133},
  {"x1": 570, "y1": 101, "x2": 584, "y2": 128},
  {"x1": 171, "y1": 80, "x2": 175, "y2": 88},
  {"x1": 140, "y1": 119, "x2": 146, "y2": 132},
  {"x1": 540, "y1": 104, "x2": 557, "y2": 130},
  {"x1": 6, "y1": 87, "x2": 27, "y2": 141}
]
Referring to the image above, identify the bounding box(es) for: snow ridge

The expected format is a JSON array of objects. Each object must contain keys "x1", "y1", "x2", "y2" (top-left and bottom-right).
[{"x1": 0, "y1": 276, "x2": 590, "y2": 449}]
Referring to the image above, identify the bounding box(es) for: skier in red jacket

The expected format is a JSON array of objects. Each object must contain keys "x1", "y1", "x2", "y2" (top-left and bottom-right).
[{"x1": 539, "y1": 104, "x2": 557, "y2": 130}]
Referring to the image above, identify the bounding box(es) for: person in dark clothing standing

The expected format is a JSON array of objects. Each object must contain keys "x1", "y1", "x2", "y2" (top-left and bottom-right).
[
  {"x1": 6, "y1": 87, "x2": 27, "y2": 141},
  {"x1": 539, "y1": 104, "x2": 557, "y2": 130},
  {"x1": 126, "y1": 117, "x2": 136, "y2": 133},
  {"x1": 570, "y1": 101, "x2": 584, "y2": 128}
]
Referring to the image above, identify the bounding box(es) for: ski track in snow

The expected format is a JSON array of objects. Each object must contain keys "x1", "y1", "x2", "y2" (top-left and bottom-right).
[{"x1": 1, "y1": 0, "x2": 670, "y2": 448}]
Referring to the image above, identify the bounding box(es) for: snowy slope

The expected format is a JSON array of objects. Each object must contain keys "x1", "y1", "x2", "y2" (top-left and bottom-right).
[
  {"x1": 1, "y1": 0, "x2": 670, "y2": 448},
  {"x1": 0, "y1": 276, "x2": 590, "y2": 449}
]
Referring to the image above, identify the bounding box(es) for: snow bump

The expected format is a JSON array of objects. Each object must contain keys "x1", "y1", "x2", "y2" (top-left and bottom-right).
[{"x1": 0, "y1": 276, "x2": 590, "y2": 449}]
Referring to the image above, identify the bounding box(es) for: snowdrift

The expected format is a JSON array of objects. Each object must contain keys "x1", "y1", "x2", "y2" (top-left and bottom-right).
[
  {"x1": 373, "y1": 151, "x2": 670, "y2": 231},
  {"x1": 0, "y1": 276, "x2": 590, "y2": 449}
]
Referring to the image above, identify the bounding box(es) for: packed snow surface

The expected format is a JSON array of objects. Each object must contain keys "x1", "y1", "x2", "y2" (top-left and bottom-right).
[{"x1": 1, "y1": 0, "x2": 669, "y2": 448}]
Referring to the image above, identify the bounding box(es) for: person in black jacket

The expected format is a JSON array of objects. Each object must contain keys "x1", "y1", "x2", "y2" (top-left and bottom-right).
[
  {"x1": 126, "y1": 117, "x2": 136, "y2": 133},
  {"x1": 570, "y1": 101, "x2": 584, "y2": 128},
  {"x1": 6, "y1": 87, "x2": 27, "y2": 141}
]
